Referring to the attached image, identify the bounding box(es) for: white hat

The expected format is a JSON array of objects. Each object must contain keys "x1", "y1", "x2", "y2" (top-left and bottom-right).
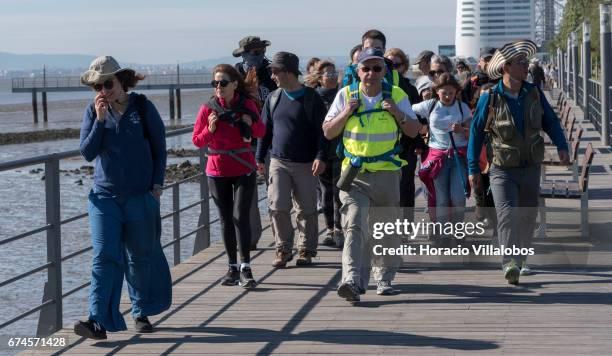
[
  {"x1": 486, "y1": 40, "x2": 537, "y2": 80},
  {"x1": 80, "y1": 56, "x2": 135, "y2": 86}
]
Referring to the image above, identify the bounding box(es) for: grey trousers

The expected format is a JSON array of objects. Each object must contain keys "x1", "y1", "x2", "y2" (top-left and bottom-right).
[
  {"x1": 489, "y1": 164, "x2": 540, "y2": 266},
  {"x1": 339, "y1": 170, "x2": 402, "y2": 289},
  {"x1": 268, "y1": 158, "x2": 319, "y2": 254}
]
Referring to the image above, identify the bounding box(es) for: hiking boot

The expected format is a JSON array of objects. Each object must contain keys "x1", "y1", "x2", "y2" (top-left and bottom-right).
[
  {"x1": 503, "y1": 261, "x2": 520, "y2": 285},
  {"x1": 221, "y1": 265, "x2": 240, "y2": 286},
  {"x1": 296, "y1": 249, "x2": 316, "y2": 266},
  {"x1": 337, "y1": 281, "x2": 360, "y2": 302},
  {"x1": 321, "y1": 230, "x2": 335, "y2": 246},
  {"x1": 239, "y1": 267, "x2": 257, "y2": 289},
  {"x1": 376, "y1": 280, "x2": 396, "y2": 295},
  {"x1": 134, "y1": 316, "x2": 153, "y2": 333},
  {"x1": 520, "y1": 262, "x2": 533, "y2": 276},
  {"x1": 359, "y1": 286, "x2": 367, "y2": 295},
  {"x1": 74, "y1": 319, "x2": 107, "y2": 340},
  {"x1": 333, "y1": 230, "x2": 344, "y2": 248},
  {"x1": 272, "y1": 250, "x2": 293, "y2": 268}
]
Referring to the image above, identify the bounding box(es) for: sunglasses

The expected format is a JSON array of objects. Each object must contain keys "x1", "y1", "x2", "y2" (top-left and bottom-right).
[
  {"x1": 322, "y1": 71, "x2": 338, "y2": 78},
  {"x1": 93, "y1": 80, "x2": 114, "y2": 92},
  {"x1": 247, "y1": 49, "x2": 265, "y2": 56},
  {"x1": 391, "y1": 62, "x2": 404, "y2": 69},
  {"x1": 210, "y1": 79, "x2": 231, "y2": 88},
  {"x1": 359, "y1": 65, "x2": 383, "y2": 73},
  {"x1": 429, "y1": 70, "x2": 445, "y2": 77}
]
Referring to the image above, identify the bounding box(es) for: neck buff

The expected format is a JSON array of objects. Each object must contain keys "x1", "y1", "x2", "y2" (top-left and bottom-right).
[{"x1": 242, "y1": 52, "x2": 265, "y2": 71}]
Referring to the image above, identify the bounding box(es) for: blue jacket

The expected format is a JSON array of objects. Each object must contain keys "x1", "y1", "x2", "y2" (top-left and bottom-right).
[
  {"x1": 468, "y1": 81, "x2": 568, "y2": 175},
  {"x1": 79, "y1": 93, "x2": 167, "y2": 196}
]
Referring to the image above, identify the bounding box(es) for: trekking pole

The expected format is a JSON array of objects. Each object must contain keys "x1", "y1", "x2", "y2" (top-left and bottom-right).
[{"x1": 448, "y1": 131, "x2": 469, "y2": 198}]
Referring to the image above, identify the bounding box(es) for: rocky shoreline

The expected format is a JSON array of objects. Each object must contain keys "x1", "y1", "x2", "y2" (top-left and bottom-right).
[
  {"x1": 27, "y1": 152, "x2": 265, "y2": 186},
  {"x1": 0, "y1": 124, "x2": 191, "y2": 145}
]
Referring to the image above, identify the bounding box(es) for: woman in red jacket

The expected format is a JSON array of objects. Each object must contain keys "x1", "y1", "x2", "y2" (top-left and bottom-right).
[{"x1": 192, "y1": 64, "x2": 265, "y2": 288}]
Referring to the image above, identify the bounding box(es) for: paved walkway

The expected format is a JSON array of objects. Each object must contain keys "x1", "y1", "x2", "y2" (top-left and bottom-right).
[{"x1": 22, "y1": 91, "x2": 612, "y2": 355}]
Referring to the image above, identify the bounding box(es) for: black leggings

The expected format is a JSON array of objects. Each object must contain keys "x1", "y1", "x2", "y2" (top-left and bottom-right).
[
  {"x1": 208, "y1": 173, "x2": 256, "y2": 264},
  {"x1": 318, "y1": 158, "x2": 342, "y2": 231}
]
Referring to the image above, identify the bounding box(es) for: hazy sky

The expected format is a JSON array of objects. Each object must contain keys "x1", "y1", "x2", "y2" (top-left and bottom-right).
[{"x1": 0, "y1": 0, "x2": 456, "y2": 64}]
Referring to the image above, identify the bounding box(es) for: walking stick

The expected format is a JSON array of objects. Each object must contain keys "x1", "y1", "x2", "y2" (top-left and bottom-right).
[{"x1": 448, "y1": 131, "x2": 469, "y2": 198}]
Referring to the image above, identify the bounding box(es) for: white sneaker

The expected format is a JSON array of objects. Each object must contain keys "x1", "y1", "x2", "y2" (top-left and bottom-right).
[
  {"x1": 520, "y1": 262, "x2": 533, "y2": 276},
  {"x1": 376, "y1": 280, "x2": 396, "y2": 295}
]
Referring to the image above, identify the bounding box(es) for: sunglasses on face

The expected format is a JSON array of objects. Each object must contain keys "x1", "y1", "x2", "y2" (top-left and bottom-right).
[
  {"x1": 322, "y1": 71, "x2": 338, "y2": 78},
  {"x1": 93, "y1": 80, "x2": 114, "y2": 92},
  {"x1": 359, "y1": 65, "x2": 383, "y2": 73},
  {"x1": 511, "y1": 59, "x2": 529, "y2": 66},
  {"x1": 392, "y1": 62, "x2": 404, "y2": 69},
  {"x1": 211, "y1": 79, "x2": 230, "y2": 88},
  {"x1": 248, "y1": 49, "x2": 265, "y2": 56},
  {"x1": 429, "y1": 70, "x2": 445, "y2": 77}
]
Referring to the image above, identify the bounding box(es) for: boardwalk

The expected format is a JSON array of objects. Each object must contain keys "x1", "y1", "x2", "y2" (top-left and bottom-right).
[{"x1": 20, "y1": 91, "x2": 612, "y2": 355}]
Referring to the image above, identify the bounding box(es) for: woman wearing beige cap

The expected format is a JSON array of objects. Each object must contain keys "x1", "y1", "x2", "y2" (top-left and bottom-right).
[{"x1": 75, "y1": 56, "x2": 171, "y2": 339}]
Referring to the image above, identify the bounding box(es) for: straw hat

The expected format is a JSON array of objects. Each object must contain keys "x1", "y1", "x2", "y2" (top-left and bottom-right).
[
  {"x1": 80, "y1": 56, "x2": 135, "y2": 86},
  {"x1": 486, "y1": 40, "x2": 537, "y2": 80}
]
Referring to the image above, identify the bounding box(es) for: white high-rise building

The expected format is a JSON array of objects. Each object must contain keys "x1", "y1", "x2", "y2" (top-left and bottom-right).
[{"x1": 455, "y1": 0, "x2": 536, "y2": 59}]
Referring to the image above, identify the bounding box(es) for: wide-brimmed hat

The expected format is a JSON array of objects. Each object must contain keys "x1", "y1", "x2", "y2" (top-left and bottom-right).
[
  {"x1": 80, "y1": 56, "x2": 135, "y2": 86},
  {"x1": 487, "y1": 40, "x2": 537, "y2": 80},
  {"x1": 232, "y1": 36, "x2": 271, "y2": 57}
]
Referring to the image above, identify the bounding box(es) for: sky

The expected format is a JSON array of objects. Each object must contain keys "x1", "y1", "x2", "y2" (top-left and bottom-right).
[{"x1": 0, "y1": 0, "x2": 457, "y2": 65}]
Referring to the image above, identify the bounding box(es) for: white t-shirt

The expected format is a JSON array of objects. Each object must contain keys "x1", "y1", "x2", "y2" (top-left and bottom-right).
[
  {"x1": 324, "y1": 86, "x2": 417, "y2": 122},
  {"x1": 412, "y1": 99, "x2": 471, "y2": 150}
]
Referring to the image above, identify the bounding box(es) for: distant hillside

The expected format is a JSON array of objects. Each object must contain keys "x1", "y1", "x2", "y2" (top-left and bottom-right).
[
  {"x1": 0, "y1": 52, "x2": 96, "y2": 71},
  {"x1": 0, "y1": 52, "x2": 349, "y2": 73}
]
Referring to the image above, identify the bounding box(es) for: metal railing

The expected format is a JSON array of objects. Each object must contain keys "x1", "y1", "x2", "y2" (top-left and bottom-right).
[
  {"x1": 0, "y1": 126, "x2": 213, "y2": 336},
  {"x1": 577, "y1": 75, "x2": 584, "y2": 110},
  {"x1": 12, "y1": 74, "x2": 214, "y2": 90},
  {"x1": 588, "y1": 78, "x2": 602, "y2": 134}
]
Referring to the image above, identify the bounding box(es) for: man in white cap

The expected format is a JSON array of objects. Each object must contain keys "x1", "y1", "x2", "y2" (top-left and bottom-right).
[
  {"x1": 467, "y1": 40, "x2": 569, "y2": 285},
  {"x1": 323, "y1": 48, "x2": 421, "y2": 301}
]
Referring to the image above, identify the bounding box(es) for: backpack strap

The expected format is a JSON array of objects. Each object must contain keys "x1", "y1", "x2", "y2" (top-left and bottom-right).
[
  {"x1": 484, "y1": 89, "x2": 497, "y2": 132},
  {"x1": 427, "y1": 98, "x2": 439, "y2": 119}
]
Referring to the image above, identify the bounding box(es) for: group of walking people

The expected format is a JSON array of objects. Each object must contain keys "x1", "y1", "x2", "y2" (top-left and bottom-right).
[{"x1": 74, "y1": 28, "x2": 569, "y2": 339}]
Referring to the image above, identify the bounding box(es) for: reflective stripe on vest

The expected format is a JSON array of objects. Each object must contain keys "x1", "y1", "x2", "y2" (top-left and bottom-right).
[{"x1": 341, "y1": 82, "x2": 407, "y2": 172}]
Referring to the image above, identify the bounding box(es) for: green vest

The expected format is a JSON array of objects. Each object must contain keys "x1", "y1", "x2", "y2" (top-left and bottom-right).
[
  {"x1": 485, "y1": 87, "x2": 545, "y2": 168},
  {"x1": 341, "y1": 83, "x2": 407, "y2": 172}
]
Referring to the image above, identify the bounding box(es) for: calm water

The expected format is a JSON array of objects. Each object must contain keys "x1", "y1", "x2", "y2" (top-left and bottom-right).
[{"x1": 0, "y1": 81, "x2": 267, "y2": 342}]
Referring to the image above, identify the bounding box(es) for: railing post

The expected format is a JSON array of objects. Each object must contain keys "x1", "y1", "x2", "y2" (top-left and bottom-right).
[
  {"x1": 555, "y1": 48, "x2": 563, "y2": 91},
  {"x1": 169, "y1": 87, "x2": 175, "y2": 120},
  {"x1": 571, "y1": 31, "x2": 579, "y2": 104},
  {"x1": 42, "y1": 91, "x2": 48, "y2": 123},
  {"x1": 583, "y1": 22, "x2": 591, "y2": 111},
  {"x1": 601, "y1": 4, "x2": 611, "y2": 146},
  {"x1": 32, "y1": 89, "x2": 38, "y2": 124},
  {"x1": 176, "y1": 89, "x2": 182, "y2": 119},
  {"x1": 193, "y1": 149, "x2": 210, "y2": 254},
  {"x1": 567, "y1": 36, "x2": 572, "y2": 99},
  {"x1": 560, "y1": 49, "x2": 566, "y2": 92},
  {"x1": 172, "y1": 184, "x2": 181, "y2": 266},
  {"x1": 36, "y1": 155, "x2": 62, "y2": 336}
]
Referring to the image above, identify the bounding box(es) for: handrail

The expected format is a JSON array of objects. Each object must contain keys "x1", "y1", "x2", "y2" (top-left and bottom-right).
[
  {"x1": 11, "y1": 74, "x2": 215, "y2": 90},
  {"x1": 0, "y1": 125, "x2": 214, "y2": 336}
]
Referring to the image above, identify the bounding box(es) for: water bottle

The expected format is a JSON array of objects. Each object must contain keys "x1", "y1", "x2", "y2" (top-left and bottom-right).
[{"x1": 337, "y1": 163, "x2": 360, "y2": 192}]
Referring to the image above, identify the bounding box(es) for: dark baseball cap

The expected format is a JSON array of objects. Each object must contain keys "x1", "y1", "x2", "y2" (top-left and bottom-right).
[
  {"x1": 357, "y1": 47, "x2": 385, "y2": 64},
  {"x1": 480, "y1": 46, "x2": 496, "y2": 59},
  {"x1": 268, "y1": 51, "x2": 301, "y2": 75}
]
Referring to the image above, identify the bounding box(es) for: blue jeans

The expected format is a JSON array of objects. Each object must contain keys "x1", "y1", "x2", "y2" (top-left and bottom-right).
[
  {"x1": 433, "y1": 156, "x2": 466, "y2": 227},
  {"x1": 87, "y1": 189, "x2": 171, "y2": 332}
]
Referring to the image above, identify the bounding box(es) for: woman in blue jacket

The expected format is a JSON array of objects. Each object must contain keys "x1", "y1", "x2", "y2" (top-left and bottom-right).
[{"x1": 75, "y1": 56, "x2": 171, "y2": 339}]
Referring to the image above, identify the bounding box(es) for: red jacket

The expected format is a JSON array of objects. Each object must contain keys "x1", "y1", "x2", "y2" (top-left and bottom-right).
[{"x1": 192, "y1": 94, "x2": 265, "y2": 177}]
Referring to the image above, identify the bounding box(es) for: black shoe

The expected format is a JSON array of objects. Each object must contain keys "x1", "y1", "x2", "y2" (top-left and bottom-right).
[
  {"x1": 74, "y1": 319, "x2": 107, "y2": 340},
  {"x1": 337, "y1": 282, "x2": 360, "y2": 302},
  {"x1": 221, "y1": 266, "x2": 240, "y2": 286},
  {"x1": 249, "y1": 244, "x2": 258, "y2": 251},
  {"x1": 134, "y1": 316, "x2": 153, "y2": 333},
  {"x1": 239, "y1": 267, "x2": 257, "y2": 289}
]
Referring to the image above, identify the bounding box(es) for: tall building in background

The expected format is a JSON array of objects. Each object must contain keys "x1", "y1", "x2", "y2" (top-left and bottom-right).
[{"x1": 455, "y1": 0, "x2": 536, "y2": 59}]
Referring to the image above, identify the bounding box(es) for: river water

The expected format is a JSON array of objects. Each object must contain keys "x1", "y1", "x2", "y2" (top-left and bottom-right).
[{"x1": 0, "y1": 79, "x2": 268, "y2": 340}]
